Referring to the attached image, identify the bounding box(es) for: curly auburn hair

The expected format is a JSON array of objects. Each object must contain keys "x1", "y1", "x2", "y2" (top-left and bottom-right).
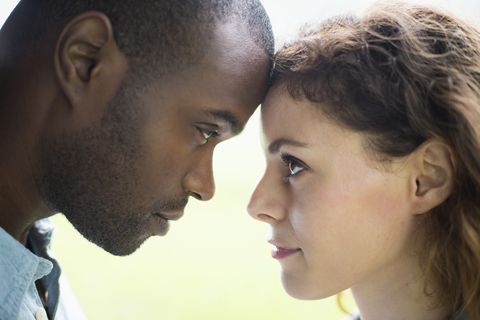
[{"x1": 271, "y1": 2, "x2": 480, "y2": 319}]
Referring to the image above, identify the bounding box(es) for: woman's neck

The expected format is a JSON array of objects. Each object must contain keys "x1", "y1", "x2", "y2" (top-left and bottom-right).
[{"x1": 350, "y1": 250, "x2": 452, "y2": 320}]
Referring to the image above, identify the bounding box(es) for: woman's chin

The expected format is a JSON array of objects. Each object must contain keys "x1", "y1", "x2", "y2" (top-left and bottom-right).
[
  {"x1": 281, "y1": 273, "x2": 325, "y2": 300},
  {"x1": 281, "y1": 270, "x2": 344, "y2": 301}
]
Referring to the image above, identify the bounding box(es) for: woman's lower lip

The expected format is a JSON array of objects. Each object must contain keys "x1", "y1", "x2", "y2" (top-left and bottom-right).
[{"x1": 271, "y1": 245, "x2": 301, "y2": 259}]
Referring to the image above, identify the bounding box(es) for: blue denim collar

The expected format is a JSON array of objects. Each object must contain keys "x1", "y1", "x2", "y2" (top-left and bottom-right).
[
  {"x1": 27, "y1": 219, "x2": 62, "y2": 319},
  {"x1": 0, "y1": 222, "x2": 53, "y2": 320}
]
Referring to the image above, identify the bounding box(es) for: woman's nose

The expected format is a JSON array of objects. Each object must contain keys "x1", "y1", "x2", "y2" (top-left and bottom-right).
[{"x1": 247, "y1": 168, "x2": 286, "y2": 223}]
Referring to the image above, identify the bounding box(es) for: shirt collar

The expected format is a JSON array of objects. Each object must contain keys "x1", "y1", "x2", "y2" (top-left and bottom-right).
[{"x1": 0, "y1": 223, "x2": 53, "y2": 320}]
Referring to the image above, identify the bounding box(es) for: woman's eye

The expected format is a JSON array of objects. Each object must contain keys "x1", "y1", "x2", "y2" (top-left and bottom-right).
[
  {"x1": 288, "y1": 161, "x2": 304, "y2": 176},
  {"x1": 281, "y1": 153, "x2": 305, "y2": 180}
]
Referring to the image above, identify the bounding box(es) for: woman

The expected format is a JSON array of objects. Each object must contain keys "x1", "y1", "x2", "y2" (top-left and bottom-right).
[{"x1": 247, "y1": 2, "x2": 480, "y2": 320}]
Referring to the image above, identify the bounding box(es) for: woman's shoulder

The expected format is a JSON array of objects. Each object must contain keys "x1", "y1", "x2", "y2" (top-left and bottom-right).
[
  {"x1": 454, "y1": 308, "x2": 469, "y2": 320},
  {"x1": 339, "y1": 308, "x2": 469, "y2": 320},
  {"x1": 340, "y1": 313, "x2": 360, "y2": 320}
]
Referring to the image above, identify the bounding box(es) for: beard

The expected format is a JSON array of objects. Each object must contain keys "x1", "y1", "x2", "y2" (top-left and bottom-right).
[{"x1": 36, "y1": 74, "x2": 187, "y2": 256}]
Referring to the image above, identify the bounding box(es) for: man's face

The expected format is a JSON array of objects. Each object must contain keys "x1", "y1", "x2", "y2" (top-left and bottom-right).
[{"x1": 37, "y1": 22, "x2": 270, "y2": 256}]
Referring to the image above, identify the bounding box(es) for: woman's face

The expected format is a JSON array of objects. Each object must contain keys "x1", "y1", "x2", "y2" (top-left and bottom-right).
[{"x1": 247, "y1": 86, "x2": 421, "y2": 300}]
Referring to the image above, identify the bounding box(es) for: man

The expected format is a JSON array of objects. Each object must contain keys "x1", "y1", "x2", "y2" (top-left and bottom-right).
[{"x1": 0, "y1": 0, "x2": 273, "y2": 319}]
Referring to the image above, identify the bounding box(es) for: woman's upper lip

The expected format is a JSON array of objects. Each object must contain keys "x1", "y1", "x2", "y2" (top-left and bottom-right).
[{"x1": 268, "y1": 239, "x2": 300, "y2": 251}]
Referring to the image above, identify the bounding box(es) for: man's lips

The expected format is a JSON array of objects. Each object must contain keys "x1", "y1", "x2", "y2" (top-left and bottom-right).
[
  {"x1": 268, "y1": 240, "x2": 301, "y2": 259},
  {"x1": 154, "y1": 211, "x2": 184, "y2": 221},
  {"x1": 149, "y1": 211, "x2": 184, "y2": 236}
]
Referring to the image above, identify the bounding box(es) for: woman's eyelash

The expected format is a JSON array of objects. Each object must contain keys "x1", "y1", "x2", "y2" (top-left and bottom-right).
[{"x1": 280, "y1": 153, "x2": 305, "y2": 180}]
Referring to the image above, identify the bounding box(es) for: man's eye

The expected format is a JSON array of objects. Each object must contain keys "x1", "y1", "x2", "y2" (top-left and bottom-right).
[
  {"x1": 199, "y1": 128, "x2": 219, "y2": 144},
  {"x1": 201, "y1": 129, "x2": 217, "y2": 139}
]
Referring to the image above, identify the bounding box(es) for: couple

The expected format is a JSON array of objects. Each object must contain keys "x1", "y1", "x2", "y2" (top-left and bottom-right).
[{"x1": 1, "y1": 0, "x2": 479, "y2": 319}]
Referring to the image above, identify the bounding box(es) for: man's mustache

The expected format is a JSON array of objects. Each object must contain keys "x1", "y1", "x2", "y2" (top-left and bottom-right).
[{"x1": 150, "y1": 195, "x2": 189, "y2": 213}]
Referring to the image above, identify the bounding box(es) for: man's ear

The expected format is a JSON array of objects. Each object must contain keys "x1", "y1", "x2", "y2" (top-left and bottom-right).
[
  {"x1": 54, "y1": 11, "x2": 128, "y2": 108},
  {"x1": 410, "y1": 139, "x2": 456, "y2": 214}
]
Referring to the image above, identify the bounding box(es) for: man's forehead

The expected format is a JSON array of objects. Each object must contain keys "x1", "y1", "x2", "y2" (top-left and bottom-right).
[{"x1": 144, "y1": 20, "x2": 269, "y2": 135}]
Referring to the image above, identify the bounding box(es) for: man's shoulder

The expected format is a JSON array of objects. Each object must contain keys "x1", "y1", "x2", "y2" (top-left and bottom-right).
[
  {"x1": 0, "y1": 223, "x2": 53, "y2": 320},
  {"x1": 28, "y1": 218, "x2": 89, "y2": 320}
]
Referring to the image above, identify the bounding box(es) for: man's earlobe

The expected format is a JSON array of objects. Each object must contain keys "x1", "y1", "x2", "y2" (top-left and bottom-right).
[
  {"x1": 54, "y1": 11, "x2": 123, "y2": 107},
  {"x1": 413, "y1": 140, "x2": 456, "y2": 214}
]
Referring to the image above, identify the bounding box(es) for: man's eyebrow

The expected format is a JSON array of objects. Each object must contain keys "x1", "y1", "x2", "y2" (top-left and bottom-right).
[
  {"x1": 268, "y1": 138, "x2": 308, "y2": 154},
  {"x1": 206, "y1": 110, "x2": 243, "y2": 135}
]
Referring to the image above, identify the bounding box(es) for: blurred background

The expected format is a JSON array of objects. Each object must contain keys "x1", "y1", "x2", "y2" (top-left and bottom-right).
[{"x1": 1, "y1": 0, "x2": 479, "y2": 319}]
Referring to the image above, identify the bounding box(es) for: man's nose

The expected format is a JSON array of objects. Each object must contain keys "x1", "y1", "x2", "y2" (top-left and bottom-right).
[
  {"x1": 247, "y1": 169, "x2": 286, "y2": 223},
  {"x1": 182, "y1": 151, "x2": 215, "y2": 201}
]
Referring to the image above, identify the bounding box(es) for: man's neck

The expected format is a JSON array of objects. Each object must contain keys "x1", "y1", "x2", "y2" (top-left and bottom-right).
[
  {"x1": 0, "y1": 181, "x2": 54, "y2": 242},
  {"x1": 18, "y1": 224, "x2": 34, "y2": 246},
  {"x1": 0, "y1": 100, "x2": 54, "y2": 241}
]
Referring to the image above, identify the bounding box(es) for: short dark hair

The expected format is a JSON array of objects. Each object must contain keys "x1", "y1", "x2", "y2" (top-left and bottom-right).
[
  {"x1": 4, "y1": 0, "x2": 274, "y2": 76},
  {"x1": 272, "y1": 1, "x2": 480, "y2": 318}
]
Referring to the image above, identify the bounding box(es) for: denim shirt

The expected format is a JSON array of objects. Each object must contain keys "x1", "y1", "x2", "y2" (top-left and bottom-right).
[{"x1": 0, "y1": 219, "x2": 88, "y2": 320}]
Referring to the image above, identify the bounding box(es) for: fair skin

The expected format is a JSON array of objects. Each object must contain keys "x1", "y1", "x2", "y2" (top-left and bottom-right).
[{"x1": 247, "y1": 86, "x2": 456, "y2": 320}]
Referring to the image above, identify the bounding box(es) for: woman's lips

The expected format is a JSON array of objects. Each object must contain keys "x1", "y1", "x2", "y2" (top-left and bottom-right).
[{"x1": 268, "y1": 240, "x2": 301, "y2": 259}]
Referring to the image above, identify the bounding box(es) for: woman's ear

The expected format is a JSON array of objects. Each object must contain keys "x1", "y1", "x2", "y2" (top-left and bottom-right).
[
  {"x1": 411, "y1": 139, "x2": 456, "y2": 214},
  {"x1": 54, "y1": 11, "x2": 128, "y2": 109}
]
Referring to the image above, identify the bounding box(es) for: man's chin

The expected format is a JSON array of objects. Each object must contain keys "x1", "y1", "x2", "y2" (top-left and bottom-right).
[
  {"x1": 73, "y1": 226, "x2": 151, "y2": 257},
  {"x1": 97, "y1": 236, "x2": 149, "y2": 257},
  {"x1": 64, "y1": 211, "x2": 152, "y2": 256}
]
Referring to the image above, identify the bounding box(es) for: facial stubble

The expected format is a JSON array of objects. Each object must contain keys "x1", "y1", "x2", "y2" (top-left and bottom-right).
[{"x1": 36, "y1": 75, "x2": 188, "y2": 256}]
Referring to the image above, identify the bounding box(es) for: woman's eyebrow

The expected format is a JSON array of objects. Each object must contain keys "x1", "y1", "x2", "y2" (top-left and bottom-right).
[{"x1": 268, "y1": 138, "x2": 307, "y2": 154}]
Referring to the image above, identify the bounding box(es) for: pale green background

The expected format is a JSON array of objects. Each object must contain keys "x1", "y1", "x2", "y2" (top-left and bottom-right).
[{"x1": 1, "y1": 0, "x2": 478, "y2": 319}]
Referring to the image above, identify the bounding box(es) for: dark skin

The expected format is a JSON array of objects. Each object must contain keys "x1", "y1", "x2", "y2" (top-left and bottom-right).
[{"x1": 0, "y1": 11, "x2": 270, "y2": 307}]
